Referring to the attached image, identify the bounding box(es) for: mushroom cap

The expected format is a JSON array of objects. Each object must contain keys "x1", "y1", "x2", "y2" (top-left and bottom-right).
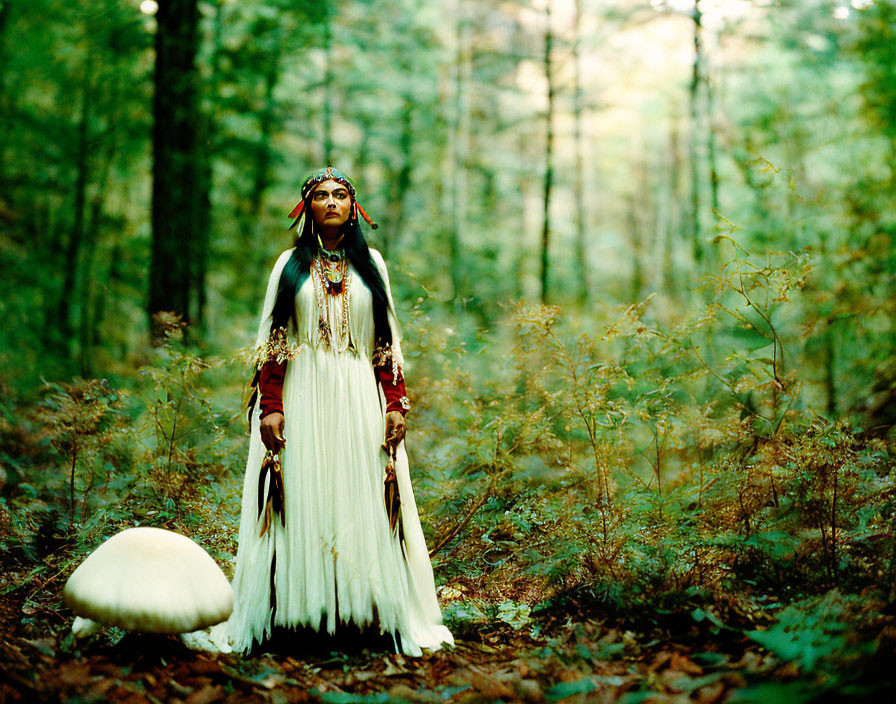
[{"x1": 64, "y1": 527, "x2": 233, "y2": 634}]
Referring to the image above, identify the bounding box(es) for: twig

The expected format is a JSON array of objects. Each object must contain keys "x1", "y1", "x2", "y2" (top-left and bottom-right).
[{"x1": 429, "y1": 479, "x2": 495, "y2": 558}]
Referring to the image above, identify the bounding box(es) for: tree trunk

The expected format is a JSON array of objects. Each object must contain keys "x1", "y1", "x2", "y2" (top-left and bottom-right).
[
  {"x1": 251, "y1": 67, "x2": 278, "y2": 223},
  {"x1": 249, "y1": 60, "x2": 279, "y2": 277},
  {"x1": 540, "y1": 0, "x2": 555, "y2": 305},
  {"x1": 450, "y1": 0, "x2": 471, "y2": 303},
  {"x1": 357, "y1": 117, "x2": 371, "y2": 192},
  {"x1": 150, "y1": 0, "x2": 201, "y2": 338},
  {"x1": 516, "y1": 132, "x2": 532, "y2": 300},
  {"x1": 706, "y1": 70, "x2": 720, "y2": 222},
  {"x1": 658, "y1": 111, "x2": 681, "y2": 293},
  {"x1": 78, "y1": 78, "x2": 118, "y2": 373},
  {"x1": 386, "y1": 100, "x2": 413, "y2": 258},
  {"x1": 0, "y1": 1, "x2": 12, "y2": 186},
  {"x1": 60, "y1": 55, "x2": 93, "y2": 352},
  {"x1": 192, "y1": 154, "x2": 210, "y2": 331},
  {"x1": 688, "y1": 2, "x2": 704, "y2": 268},
  {"x1": 322, "y1": 13, "x2": 333, "y2": 165},
  {"x1": 628, "y1": 192, "x2": 644, "y2": 302},
  {"x1": 572, "y1": 0, "x2": 588, "y2": 304},
  {"x1": 78, "y1": 196, "x2": 102, "y2": 376},
  {"x1": 193, "y1": 0, "x2": 227, "y2": 332}
]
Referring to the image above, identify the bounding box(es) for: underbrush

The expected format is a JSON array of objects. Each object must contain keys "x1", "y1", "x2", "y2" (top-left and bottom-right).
[{"x1": 1, "y1": 240, "x2": 894, "y2": 699}]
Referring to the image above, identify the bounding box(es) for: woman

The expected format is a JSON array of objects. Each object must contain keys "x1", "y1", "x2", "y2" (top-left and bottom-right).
[{"x1": 226, "y1": 166, "x2": 453, "y2": 656}]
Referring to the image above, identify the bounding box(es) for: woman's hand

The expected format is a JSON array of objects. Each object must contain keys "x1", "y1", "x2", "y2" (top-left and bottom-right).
[
  {"x1": 385, "y1": 411, "x2": 406, "y2": 448},
  {"x1": 261, "y1": 412, "x2": 286, "y2": 452}
]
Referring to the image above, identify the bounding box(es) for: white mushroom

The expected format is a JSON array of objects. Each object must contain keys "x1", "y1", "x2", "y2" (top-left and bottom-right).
[{"x1": 64, "y1": 526, "x2": 233, "y2": 634}]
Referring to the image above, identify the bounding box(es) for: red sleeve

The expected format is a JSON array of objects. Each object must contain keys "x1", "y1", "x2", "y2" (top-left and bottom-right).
[
  {"x1": 372, "y1": 342, "x2": 411, "y2": 416},
  {"x1": 258, "y1": 360, "x2": 286, "y2": 419},
  {"x1": 375, "y1": 364, "x2": 410, "y2": 416}
]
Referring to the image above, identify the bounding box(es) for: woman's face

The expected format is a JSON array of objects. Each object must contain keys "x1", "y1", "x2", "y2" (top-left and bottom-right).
[{"x1": 309, "y1": 179, "x2": 352, "y2": 230}]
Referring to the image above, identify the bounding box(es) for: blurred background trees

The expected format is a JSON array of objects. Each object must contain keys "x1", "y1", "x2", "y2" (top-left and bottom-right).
[
  {"x1": 3, "y1": 0, "x2": 893, "y2": 401},
  {"x1": 2, "y1": 0, "x2": 896, "y2": 671}
]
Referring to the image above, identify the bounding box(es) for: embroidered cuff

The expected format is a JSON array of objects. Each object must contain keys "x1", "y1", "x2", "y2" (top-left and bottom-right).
[
  {"x1": 374, "y1": 352, "x2": 409, "y2": 416},
  {"x1": 372, "y1": 341, "x2": 403, "y2": 385},
  {"x1": 386, "y1": 395, "x2": 411, "y2": 416}
]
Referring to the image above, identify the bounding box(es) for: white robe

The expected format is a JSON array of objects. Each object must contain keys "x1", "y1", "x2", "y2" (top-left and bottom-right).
[{"x1": 225, "y1": 248, "x2": 453, "y2": 656}]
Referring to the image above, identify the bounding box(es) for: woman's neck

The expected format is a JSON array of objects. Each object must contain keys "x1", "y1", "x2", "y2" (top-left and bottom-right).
[{"x1": 317, "y1": 227, "x2": 344, "y2": 252}]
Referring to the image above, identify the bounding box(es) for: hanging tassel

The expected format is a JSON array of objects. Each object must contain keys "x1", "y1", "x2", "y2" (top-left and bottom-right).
[
  {"x1": 382, "y1": 442, "x2": 403, "y2": 542},
  {"x1": 245, "y1": 368, "x2": 261, "y2": 425},
  {"x1": 257, "y1": 451, "x2": 286, "y2": 538},
  {"x1": 356, "y1": 201, "x2": 379, "y2": 230}
]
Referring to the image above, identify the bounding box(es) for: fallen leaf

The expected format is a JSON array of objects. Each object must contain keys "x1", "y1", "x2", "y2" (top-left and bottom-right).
[
  {"x1": 185, "y1": 684, "x2": 224, "y2": 704},
  {"x1": 515, "y1": 678, "x2": 544, "y2": 702},
  {"x1": 258, "y1": 673, "x2": 287, "y2": 689},
  {"x1": 463, "y1": 666, "x2": 515, "y2": 699},
  {"x1": 669, "y1": 652, "x2": 703, "y2": 676}
]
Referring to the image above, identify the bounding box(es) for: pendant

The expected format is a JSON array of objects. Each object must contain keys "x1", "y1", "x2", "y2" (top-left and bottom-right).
[{"x1": 318, "y1": 318, "x2": 331, "y2": 346}]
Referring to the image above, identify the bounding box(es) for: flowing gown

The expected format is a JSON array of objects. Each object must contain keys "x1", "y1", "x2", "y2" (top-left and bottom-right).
[{"x1": 225, "y1": 248, "x2": 453, "y2": 656}]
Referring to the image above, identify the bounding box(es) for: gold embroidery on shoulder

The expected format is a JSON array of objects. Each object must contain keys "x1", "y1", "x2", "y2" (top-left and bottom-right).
[{"x1": 252, "y1": 327, "x2": 304, "y2": 369}]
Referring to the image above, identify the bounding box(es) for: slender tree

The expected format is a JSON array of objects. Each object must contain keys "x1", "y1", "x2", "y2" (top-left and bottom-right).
[
  {"x1": 0, "y1": 0, "x2": 12, "y2": 188},
  {"x1": 59, "y1": 52, "x2": 92, "y2": 348},
  {"x1": 572, "y1": 0, "x2": 588, "y2": 304},
  {"x1": 661, "y1": 113, "x2": 684, "y2": 291},
  {"x1": 687, "y1": 0, "x2": 705, "y2": 268},
  {"x1": 706, "y1": 68, "x2": 720, "y2": 223},
  {"x1": 386, "y1": 100, "x2": 413, "y2": 257},
  {"x1": 449, "y1": 0, "x2": 472, "y2": 303},
  {"x1": 322, "y1": 10, "x2": 333, "y2": 165},
  {"x1": 540, "y1": 0, "x2": 555, "y2": 304}
]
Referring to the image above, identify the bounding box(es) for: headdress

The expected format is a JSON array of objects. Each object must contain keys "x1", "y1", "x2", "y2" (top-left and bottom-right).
[{"x1": 288, "y1": 165, "x2": 378, "y2": 230}]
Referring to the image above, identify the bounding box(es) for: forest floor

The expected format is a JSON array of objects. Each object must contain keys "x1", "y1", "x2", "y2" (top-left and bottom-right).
[{"x1": 2, "y1": 574, "x2": 895, "y2": 704}]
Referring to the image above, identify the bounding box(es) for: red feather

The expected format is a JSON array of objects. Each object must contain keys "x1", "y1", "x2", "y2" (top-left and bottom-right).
[{"x1": 288, "y1": 201, "x2": 305, "y2": 219}]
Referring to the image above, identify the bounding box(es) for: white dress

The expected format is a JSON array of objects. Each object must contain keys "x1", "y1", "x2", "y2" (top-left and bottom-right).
[{"x1": 225, "y1": 248, "x2": 453, "y2": 656}]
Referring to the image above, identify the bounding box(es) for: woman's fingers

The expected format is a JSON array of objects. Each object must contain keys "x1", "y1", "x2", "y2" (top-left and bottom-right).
[
  {"x1": 385, "y1": 412, "x2": 406, "y2": 447},
  {"x1": 262, "y1": 425, "x2": 275, "y2": 451},
  {"x1": 274, "y1": 417, "x2": 286, "y2": 448}
]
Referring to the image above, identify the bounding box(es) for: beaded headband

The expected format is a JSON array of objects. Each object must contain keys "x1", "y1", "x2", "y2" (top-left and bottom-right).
[{"x1": 288, "y1": 166, "x2": 378, "y2": 230}]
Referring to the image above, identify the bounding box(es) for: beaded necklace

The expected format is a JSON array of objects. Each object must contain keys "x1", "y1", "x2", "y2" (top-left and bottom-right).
[
  {"x1": 318, "y1": 245, "x2": 346, "y2": 293},
  {"x1": 313, "y1": 252, "x2": 353, "y2": 353}
]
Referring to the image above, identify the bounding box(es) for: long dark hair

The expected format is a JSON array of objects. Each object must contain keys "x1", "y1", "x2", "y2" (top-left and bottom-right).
[{"x1": 270, "y1": 208, "x2": 392, "y2": 347}]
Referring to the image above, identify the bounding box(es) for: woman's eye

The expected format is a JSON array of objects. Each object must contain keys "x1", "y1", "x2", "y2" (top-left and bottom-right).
[{"x1": 313, "y1": 191, "x2": 348, "y2": 201}]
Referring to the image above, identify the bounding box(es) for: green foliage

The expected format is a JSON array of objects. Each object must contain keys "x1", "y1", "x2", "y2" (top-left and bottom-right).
[
  {"x1": 41, "y1": 377, "x2": 128, "y2": 526},
  {"x1": 135, "y1": 314, "x2": 229, "y2": 519},
  {"x1": 746, "y1": 591, "x2": 873, "y2": 674},
  {"x1": 2, "y1": 3, "x2": 896, "y2": 698},
  {"x1": 408, "y1": 231, "x2": 896, "y2": 620}
]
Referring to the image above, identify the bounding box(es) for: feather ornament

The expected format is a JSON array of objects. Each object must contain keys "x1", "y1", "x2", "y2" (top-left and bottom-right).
[
  {"x1": 382, "y1": 442, "x2": 403, "y2": 543},
  {"x1": 257, "y1": 451, "x2": 285, "y2": 538}
]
